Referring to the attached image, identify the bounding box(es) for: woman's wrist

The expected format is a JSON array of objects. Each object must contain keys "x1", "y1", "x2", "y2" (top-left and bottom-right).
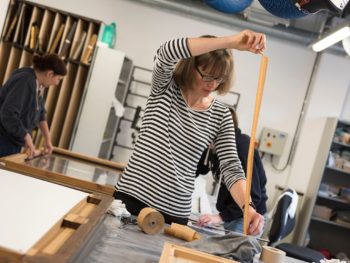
[{"x1": 241, "y1": 201, "x2": 256, "y2": 212}]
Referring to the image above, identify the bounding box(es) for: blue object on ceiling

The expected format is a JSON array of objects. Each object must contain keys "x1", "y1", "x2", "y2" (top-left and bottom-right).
[
  {"x1": 204, "y1": 0, "x2": 253, "y2": 14},
  {"x1": 258, "y1": 0, "x2": 307, "y2": 19}
]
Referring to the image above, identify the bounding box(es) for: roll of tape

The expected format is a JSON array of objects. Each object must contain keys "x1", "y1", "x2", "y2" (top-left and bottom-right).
[
  {"x1": 260, "y1": 246, "x2": 286, "y2": 263},
  {"x1": 137, "y1": 207, "x2": 165, "y2": 235}
]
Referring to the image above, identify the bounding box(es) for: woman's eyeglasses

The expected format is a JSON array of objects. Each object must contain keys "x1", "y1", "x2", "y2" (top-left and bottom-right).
[{"x1": 196, "y1": 66, "x2": 225, "y2": 85}]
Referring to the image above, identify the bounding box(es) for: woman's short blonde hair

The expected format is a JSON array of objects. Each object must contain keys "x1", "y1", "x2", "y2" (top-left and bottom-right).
[{"x1": 173, "y1": 36, "x2": 234, "y2": 95}]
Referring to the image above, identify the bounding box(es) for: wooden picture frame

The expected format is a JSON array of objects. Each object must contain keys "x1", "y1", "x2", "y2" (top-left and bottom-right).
[
  {"x1": 0, "y1": 166, "x2": 113, "y2": 263},
  {"x1": 0, "y1": 147, "x2": 126, "y2": 195},
  {"x1": 159, "y1": 243, "x2": 238, "y2": 263}
]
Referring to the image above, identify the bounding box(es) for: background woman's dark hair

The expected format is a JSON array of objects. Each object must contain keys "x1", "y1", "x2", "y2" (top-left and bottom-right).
[
  {"x1": 32, "y1": 54, "x2": 67, "y2": 76},
  {"x1": 228, "y1": 107, "x2": 239, "y2": 129}
]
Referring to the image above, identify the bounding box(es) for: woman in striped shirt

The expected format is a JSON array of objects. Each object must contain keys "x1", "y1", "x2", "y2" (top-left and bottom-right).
[{"x1": 115, "y1": 29, "x2": 266, "y2": 236}]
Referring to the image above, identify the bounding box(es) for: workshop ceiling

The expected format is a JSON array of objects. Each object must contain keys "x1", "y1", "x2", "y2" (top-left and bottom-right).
[{"x1": 128, "y1": 0, "x2": 350, "y2": 55}]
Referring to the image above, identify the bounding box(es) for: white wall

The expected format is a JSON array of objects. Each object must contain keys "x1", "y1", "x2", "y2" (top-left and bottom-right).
[
  {"x1": 0, "y1": 0, "x2": 10, "y2": 35},
  {"x1": 2, "y1": 0, "x2": 350, "y2": 209},
  {"x1": 341, "y1": 82, "x2": 350, "y2": 121},
  {"x1": 288, "y1": 53, "x2": 350, "y2": 193}
]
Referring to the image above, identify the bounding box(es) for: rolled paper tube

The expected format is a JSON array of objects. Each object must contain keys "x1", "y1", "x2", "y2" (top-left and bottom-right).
[
  {"x1": 165, "y1": 223, "x2": 201, "y2": 241},
  {"x1": 259, "y1": 246, "x2": 286, "y2": 263},
  {"x1": 137, "y1": 207, "x2": 165, "y2": 235},
  {"x1": 164, "y1": 227, "x2": 175, "y2": 235}
]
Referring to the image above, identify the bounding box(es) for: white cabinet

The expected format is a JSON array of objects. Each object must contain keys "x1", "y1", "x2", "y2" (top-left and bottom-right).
[{"x1": 71, "y1": 46, "x2": 128, "y2": 157}]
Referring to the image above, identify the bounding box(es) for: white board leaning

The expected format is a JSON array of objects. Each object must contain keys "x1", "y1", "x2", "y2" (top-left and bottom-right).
[{"x1": 0, "y1": 170, "x2": 88, "y2": 254}]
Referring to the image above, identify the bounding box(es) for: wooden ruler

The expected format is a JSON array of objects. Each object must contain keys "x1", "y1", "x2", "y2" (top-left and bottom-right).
[{"x1": 243, "y1": 55, "x2": 268, "y2": 235}]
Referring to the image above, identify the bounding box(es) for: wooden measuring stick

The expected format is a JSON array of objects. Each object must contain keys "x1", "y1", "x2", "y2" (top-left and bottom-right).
[{"x1": 243, "y1": 55, "x2": 268, "y2": 235}]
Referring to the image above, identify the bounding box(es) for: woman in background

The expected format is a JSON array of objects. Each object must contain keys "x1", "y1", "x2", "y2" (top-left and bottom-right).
[
  {"x1": 0, "y1": 54, "x2": 67, "y2": 158},
  {"x1": 197, "y1": 108, "x2": 268, "y2": 236}
]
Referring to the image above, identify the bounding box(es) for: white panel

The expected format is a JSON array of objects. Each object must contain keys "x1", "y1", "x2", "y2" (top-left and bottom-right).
[
  {"x1": 306, "y1": 53, "x2": 350, "y2": 119},
  {"x1": 0, "y1": 170, "x2": 88, "y2": 254},
  {"x1": 341, "y1": 83, "x2": 350, "y2": 122},
  {"x1": 72, "y1": 47, "x2": 125, "y2": 157},
  {"x1": 0, "y1": 0, "x2": 10, "y2": 36}
]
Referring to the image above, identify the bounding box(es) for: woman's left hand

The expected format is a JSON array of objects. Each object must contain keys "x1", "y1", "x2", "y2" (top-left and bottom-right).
[
  {"x1": 43, "y1": 141, "x2": 53, "y2": 155},
  {"x1": 246, "y1": 206, "x2": 265, "y2": 236}
]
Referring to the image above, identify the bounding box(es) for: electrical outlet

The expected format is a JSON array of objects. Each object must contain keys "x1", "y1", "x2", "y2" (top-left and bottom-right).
[{"x1": 258, "y1": 128, "x2": 288, "y2": 156}]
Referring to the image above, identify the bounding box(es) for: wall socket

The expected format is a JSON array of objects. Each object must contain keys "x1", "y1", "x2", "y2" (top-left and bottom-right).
[{"x1": 258, "y1": 128, "x2": 288, "y2": 156}]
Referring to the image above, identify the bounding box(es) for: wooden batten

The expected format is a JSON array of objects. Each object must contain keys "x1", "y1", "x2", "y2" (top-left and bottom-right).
[{"x1": 52, "y1": 147, "x2": 127, "y2": 170}]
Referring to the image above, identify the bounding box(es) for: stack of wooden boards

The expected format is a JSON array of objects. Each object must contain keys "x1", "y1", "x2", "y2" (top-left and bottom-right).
[{"x1": 0, "y1": 0, "x2": 101, "y2": 149}]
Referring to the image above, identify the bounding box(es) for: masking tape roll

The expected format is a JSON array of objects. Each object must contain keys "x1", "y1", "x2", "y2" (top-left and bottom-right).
[
  {"x1": 259, "y1": 246, "x2": 286, "y2": 263},
  {"x1": 137, "y1": 207, "x2": 165, "y2": 235}
]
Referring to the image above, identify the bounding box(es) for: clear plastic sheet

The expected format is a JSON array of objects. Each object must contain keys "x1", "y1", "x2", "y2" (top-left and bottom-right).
[
  {"x1": 25, "y1": 153, "x2": 121, "y2": 186},
  {"x1": 73, "y1": 215, "x2": 183, "y2": 263},
  {"x1": 72, "y1": 215, "x2": 306, "y2": 263}
]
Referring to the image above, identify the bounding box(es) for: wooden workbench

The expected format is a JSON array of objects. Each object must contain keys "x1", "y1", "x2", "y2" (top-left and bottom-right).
[{"x1": 71, "y1": 214, "x2": 307, "y2": 263}]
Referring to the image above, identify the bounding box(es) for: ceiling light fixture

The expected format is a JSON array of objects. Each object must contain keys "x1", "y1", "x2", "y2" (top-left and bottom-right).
[{"x1": 311, "y1": 23, "x2": 350, "y2": 52}]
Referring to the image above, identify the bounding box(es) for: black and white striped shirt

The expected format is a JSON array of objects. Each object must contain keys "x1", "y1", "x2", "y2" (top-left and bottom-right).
[{"x1": 116, "y1": 38, "x2": 244, "y2": 218}]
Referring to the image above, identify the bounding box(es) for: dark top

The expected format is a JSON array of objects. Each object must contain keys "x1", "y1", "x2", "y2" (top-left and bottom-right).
[
  {"x1": 0, "y1": 68, "x2": 46, "y2": 146},
  {"x1": 196, "y1": 128, "x2": 268, "y2": 222}
]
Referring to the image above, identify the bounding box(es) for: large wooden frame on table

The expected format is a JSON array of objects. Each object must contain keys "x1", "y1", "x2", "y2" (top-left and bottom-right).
[
  {"x1": 0, "y1": 166, "x2": 113, "y2": 263},
  {"x1": 159, "y1": 243, "x2": 238, "y2": 263},
  {"x1": 0, "y1": 147, "x2": 126, "y2": 196}
]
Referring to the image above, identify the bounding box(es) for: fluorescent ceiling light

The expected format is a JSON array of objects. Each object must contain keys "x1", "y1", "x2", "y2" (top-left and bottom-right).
[{"x1": 312, "y1": 26, "x2": 350, "y2": 52}]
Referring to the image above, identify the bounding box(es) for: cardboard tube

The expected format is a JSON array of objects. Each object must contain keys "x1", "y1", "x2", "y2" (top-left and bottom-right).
[
  {"x1": 164, "y1": 223, "x2": 201, "y2": 241},
  {"x1": 260, "y1": 246, "x2": 286, "y2": 263},
  {"x1": 137, "y1": 207, "x2": 165, "y2": 235}
]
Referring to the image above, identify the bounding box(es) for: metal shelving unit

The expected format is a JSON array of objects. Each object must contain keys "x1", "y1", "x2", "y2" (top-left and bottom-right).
[
  {"x1": 308, "y1": 119, "x2": 350, "y2": 257},
  {"x1": 110, "y1": 66, "x2": 152, "y2": 163}
]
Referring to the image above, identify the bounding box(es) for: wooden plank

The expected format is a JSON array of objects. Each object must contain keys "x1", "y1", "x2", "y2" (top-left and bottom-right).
[
  {"x1": 0, "y1": 160, "x2": 115, "y2": 196},
  {"x1": 53, "y1": 147, "x2": 126, "y2": 170},
  {"x1": 243, "y1": 55, "x2": 268, "y2": 235}
]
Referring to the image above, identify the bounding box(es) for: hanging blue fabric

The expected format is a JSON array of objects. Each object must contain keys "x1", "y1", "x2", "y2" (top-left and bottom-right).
[
  {"x1": 258, "y1": 0, "x2": 307, "y2": 19},
  {"x1": 258, "y1": 0, "x2": 349, "y2": 19},
  {"x1": 204, "y1": 0, "x2": 253, "y2": 14}
]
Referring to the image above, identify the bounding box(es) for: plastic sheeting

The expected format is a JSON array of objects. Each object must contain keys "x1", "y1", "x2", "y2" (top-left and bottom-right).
[{"x1": 72, "y1": 214, "x2": 307, "y2": 263}]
